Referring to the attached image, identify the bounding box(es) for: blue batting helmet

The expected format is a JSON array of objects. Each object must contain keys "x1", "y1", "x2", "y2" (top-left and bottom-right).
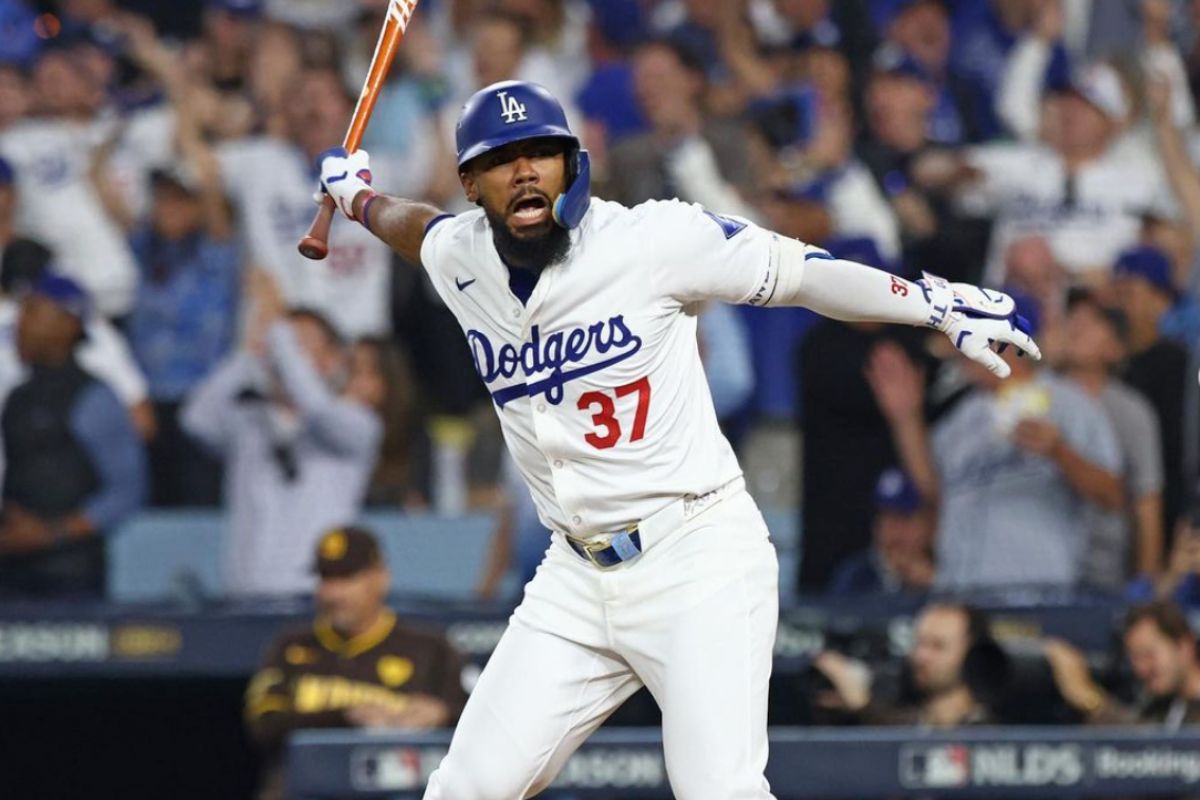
[{"x1": 455, "y1": 80, "x2": 592, "y2": 230}]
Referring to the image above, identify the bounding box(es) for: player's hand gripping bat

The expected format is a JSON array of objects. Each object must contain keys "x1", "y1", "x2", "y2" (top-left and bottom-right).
[{"x1": 298, "y1": 0, "x2": 420, "y2": 260}]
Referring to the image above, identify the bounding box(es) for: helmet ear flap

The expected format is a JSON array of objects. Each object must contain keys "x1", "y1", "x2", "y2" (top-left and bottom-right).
[
  {"x1": 565, "y1": 146, "x2": 580, "y2": 185},
  {"x1": 552, "y1": 149, "x2": 591, "y2": 230}
]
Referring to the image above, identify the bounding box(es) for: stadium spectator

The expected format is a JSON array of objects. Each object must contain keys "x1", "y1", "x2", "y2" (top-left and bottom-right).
[
  {"x1": 747, "y1": 51, "x2": 900, "y2": 263},
  {"x1": 497, "y1": 0, "x2": 591, "y2": 102},
  {"x1": 263, "y1": 0, "x2": 357, "y2": 30},
  {"x1": 0, "y1": 240, "x2": 153, "y2": 440},
  {"x1": 0, "y1": 154, "x2": 44, "y2": 282},
  {"x1": 0, "y1": 63, "x2": 28, "y2": 133},
  {"x1": 126, "y1": 162, "x2": 238, "y2": 507},
  {"x1": 869, "y1": 295, "x2": 1123, "y2": 590},
  {"x1": 713, "y1": 30, "x2": 901, "y2": 261},
  {"x1": 603, "y1": 38, "x2": 751, "y2": 207},
  {"x1": 1060, "y1": 291, "x2": 1165, "y2": 588},
  {"x1": 0, "y1": 0, "x2": 38, "y2": 68},
  {"x1": 813, "y1": 602, "x2": 994, "y2": 726},
  {"x1": 0, "y1": 159, "x2": 153, "y2": 440},
  {"x1": 662, "y1": 25, "x2": 902, "y2": 261},
  {"x1": 797, "y1": 267, "x2": 929, "y2": 591},
  {"x1": 876, "y1": 0, "x2": 987, "y2": 145},
  {"x1": 352, "y1": 337, "x2": 416, "y2": 507},
  {"x1": 997, "y1": 0, "x2": 1195, "y2": 144},
  {"x1": 827, "y1": 467, "x2": 934, "y2": 595},
  {"x1": 999, "y1": 236, "x2": 1070, "y2": 360},
  {"x1": 188, "y1": 0, "x2": 264, "y2": 94},
  {"x1": 1129, "y1": 516, "x2": 1200, "y2": 610},
  {"x1": 1124, "y1": 1, "x2": 1194, "y2": 129},
  {"x1": 992, "y1": 0, "x2": 1076, "y2": 143},
  {"x1": 193, "y1": 65, "x2": 394, "y2": 338},
  {"x1": 916, "y1": 61, "x2": 1171, "y2": 287},
  {"x1": 245, "y1": 526, "x2": 468, "y2": 800},
  {"x1": 0, "y1": 272, "x2": 145, "y2": 598},
  {"x1": 1145, "y1": 76, "x2": 1200, "y2": 296},
  {"x1": 0, "y1": 44, "x2": 141, "y2": 317},
  {"x1": 388, "y1": 261, "x2": 494, "y2": 514},
  {"x1": 181, "y1": 272, "x2": 382, "y2": 596},
  {"x1": 857, "y1": 46, "x2": 987, "y2": 284},
  {"x1": 1112, "y1": 245, "x2": 1189, "y2": 543},
  {"x1": 647, "y1": 0, "x2": 724, "y2": 83},
  {"x1": 948, "y1": 0, "x2": 1043, "y2": 138},
  {"x1": 1045, "y1": 601, "x2": 1200, "y2": 725},
  {"x1": 749, "y1": 0, "x2": 874, "y2": 67},
  {"x1": 55, "y1": 0, "x2": 122, "y2": 32},
  {"x1": 698, "y1": 301, "x2": 755, "y2": 427},
  {"x1": 454, "y1": 12, "x2": 531, "y2": 107},
  {"x1": 574, "y1": 0, "x2": 645, "y2": 150}
]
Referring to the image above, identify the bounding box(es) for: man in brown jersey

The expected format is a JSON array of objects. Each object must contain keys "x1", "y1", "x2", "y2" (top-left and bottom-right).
[{"x1": 245, "y1": 526, "x2": 469, "y2": 799}]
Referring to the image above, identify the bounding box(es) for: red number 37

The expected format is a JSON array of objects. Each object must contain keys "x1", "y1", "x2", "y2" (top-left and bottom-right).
[{"x1": 577, "y1": 376, "x2": 651, "y2": 450}]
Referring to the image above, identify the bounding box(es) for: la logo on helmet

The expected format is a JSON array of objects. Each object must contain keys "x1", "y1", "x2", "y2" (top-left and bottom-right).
[{"x1": 497, "y1": 90, "x2": 528, "y2": 124}]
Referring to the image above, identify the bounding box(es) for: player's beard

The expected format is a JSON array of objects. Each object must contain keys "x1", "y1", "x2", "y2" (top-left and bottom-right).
[{"x1": 486, "y1": 208, "x2": 571, "y2": 273}]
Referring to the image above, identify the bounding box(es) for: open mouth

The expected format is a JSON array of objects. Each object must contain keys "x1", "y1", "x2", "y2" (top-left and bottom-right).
[{"x1": 509, "y1": 193, "x2": 551, "y2": 227}]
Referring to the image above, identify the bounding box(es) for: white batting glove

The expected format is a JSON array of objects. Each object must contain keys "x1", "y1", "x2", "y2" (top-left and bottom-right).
[
  {"x1": 315, "y1": 146, "x2": 374, "y2": 220},
  {"x1": 918, "y1": 272, "x2": 1041, "y2": 379}
]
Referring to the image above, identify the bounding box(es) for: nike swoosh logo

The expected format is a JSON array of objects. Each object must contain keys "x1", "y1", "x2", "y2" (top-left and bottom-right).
[
  {"x1": 326, "y1": 170, "x2": 349, "y2": 184},
  {"x1": 456, "y1": 277, "x2": 476, "y2": 291}
]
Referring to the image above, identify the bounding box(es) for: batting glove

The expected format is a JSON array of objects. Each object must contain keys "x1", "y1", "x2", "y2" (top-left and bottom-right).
[
  {"x1": 918, "y1": 272, "x2": 1041, "y2": 379},
  {"x1": 316, "y1": 146, "x2": 374, "y2": 221}
]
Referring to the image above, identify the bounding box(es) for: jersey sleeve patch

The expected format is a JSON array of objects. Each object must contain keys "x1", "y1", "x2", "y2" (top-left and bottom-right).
[{"x1": 702, "y1": 210, "x2": 747, "y2": 240}]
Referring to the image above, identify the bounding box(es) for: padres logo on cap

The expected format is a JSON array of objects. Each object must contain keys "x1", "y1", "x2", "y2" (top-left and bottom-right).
[
  {"x1": 285, "y1": 645, "x2": 317, "y2": 665},
  {"x1": 377, "y1": 656, "x2": 414, "y2": 687},
  {"x1": 320, "y1": 530, "x2": 348, "y2": 561}
]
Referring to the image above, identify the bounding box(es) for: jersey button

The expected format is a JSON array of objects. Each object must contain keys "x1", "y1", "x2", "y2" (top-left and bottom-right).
[
  {"x1": 512, "y1": 308, "x2": 521, "y2": 319},
  {"x1": 553, "y1": 459, "x2": 564, "y2": 468},
  {"x1": 571, "y1": 515, "x2": 582, "y2": 525},
  {"x1": 537, "y1": 403, "x2": 547, "y2": 413}
]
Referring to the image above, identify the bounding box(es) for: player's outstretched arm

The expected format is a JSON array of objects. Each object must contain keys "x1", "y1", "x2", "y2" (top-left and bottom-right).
[
  {"x1": 316, "y1": 147, "x2": 445, "y2": 267},
  {"x1": 765, "y1": 237, "x2": 1041, "y2": 379}
]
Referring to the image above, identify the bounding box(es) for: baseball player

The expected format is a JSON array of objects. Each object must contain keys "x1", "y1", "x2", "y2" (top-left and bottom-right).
[{"x1": 315, "y1": 81, "x2": 1039, "y2": 799}]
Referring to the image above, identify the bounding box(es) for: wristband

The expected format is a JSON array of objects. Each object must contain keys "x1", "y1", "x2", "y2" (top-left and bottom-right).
[{"x1": 359, "y1": 191, "x2": 380, "y2": 230}]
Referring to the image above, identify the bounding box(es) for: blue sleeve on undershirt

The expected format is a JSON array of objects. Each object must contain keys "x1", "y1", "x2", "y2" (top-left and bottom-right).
[{"x1": 71, "y1": 382, "x2": 147, "y2": 532}]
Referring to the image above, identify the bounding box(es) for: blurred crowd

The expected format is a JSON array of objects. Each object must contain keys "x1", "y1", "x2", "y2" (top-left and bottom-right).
[{"x1": 0, "y1": 0, "x2": 1198, "y2": 608}]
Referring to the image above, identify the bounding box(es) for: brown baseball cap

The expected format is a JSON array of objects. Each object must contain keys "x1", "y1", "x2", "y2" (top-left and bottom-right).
[{"x1": 312, "y1": 526, "x2": 383, "y2": 578}]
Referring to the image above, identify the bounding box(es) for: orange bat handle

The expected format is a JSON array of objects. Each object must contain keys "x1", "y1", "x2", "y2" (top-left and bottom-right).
[{"x1": 298, "y1": 6, "x2": 413, "y2": 260}]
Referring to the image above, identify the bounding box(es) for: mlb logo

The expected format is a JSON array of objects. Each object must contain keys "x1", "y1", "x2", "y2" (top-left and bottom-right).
[
  {"x1": 351, "y1": 746, "x2": 422, "y2": 790},
  {"x1": 899, "y1": 744, "x2": 971, "y2": 789}
]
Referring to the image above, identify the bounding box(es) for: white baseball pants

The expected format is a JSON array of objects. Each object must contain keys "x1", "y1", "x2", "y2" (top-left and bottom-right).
[{"x1": 424, "y1": 488, "x2": 779, "y2": 799}]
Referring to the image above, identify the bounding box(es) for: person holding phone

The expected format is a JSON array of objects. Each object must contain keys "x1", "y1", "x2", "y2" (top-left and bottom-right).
[
  {"x1": 1129, "y1": 511, "x2": 1200, "y2": 610},
  {"x1": 867, "y1": 290, "x2": 1123, "y2": 591}
]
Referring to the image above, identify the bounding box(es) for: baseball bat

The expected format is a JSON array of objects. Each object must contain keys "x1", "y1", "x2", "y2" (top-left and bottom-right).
[{"x1": 298, "y1": 0, "x2": 420, "y2": 260}]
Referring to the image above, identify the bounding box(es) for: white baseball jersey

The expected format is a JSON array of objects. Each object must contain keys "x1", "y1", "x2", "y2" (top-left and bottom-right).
[
  {"x1": 421, "y1": 197, "x2": 786, "y2": 537},
  {"x1": 963, "y1": 141, "x2": 1173, "y2": 283},
  {"x1": 0, "y1": 120, "x2": 140, "y2": 317},
  {"x1": 217, "y1": 137, "x2": 393, "y2": 338}
]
